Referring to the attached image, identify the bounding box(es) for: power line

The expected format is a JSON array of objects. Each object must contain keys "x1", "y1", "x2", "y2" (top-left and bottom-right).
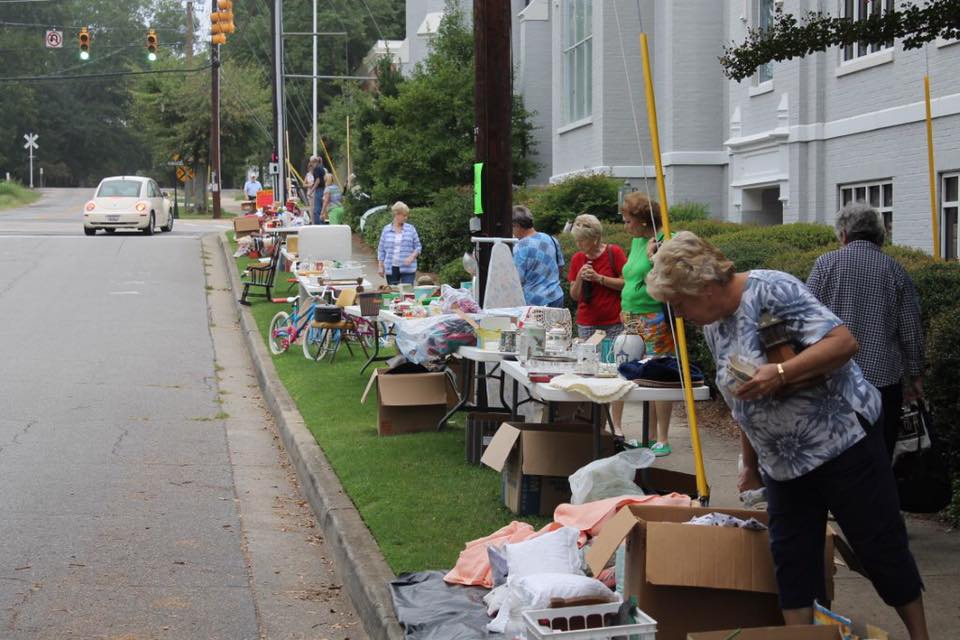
[{"x1": 0, "y1": 63, "x2": 212, "y2": 82}]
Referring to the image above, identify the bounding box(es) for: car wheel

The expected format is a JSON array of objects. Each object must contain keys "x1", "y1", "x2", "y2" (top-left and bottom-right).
[
  {"x1": 160, "y1": 211, "x2": 174, "y2": 233},
  {"x1": 84, "y1": 227, "x2": 96, "y2": 236},
  {"x1": 104, "y1": 228, "x2": 116, "y2": 234},
  {"x1": 142, "y1": 213, "x2": 155, "y2": 236}
]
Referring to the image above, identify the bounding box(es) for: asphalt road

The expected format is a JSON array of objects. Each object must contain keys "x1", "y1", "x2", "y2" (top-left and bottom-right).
[{"x1": 0, "y1": 189, "x2": 364, "y2": 639}]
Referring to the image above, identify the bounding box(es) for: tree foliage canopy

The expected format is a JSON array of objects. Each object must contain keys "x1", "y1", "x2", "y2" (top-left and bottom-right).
[{"x1": 720, "y1": 0, "x2": 960, "y2": 81}]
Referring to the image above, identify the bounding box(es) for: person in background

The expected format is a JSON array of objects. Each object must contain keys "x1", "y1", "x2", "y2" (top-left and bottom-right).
[
  {"x1": 243, "y1": 174, "x2": 262, "y2": 201},
  {"x1": 568, "y1": 213, "x2": 627, "y2": 435},
  {"x1": 511, "y1": 206, "x2": 565, "y2": 308},
  {"x1": 320, "y1": 173, "x2": 343, "y2": 224},
  {"x1": 309, "y1": 157, "x2": 326, "y2": 224},
  {"x1": 806, "y1": 202, "x2": 925, "y2": 459},
  {"x1": 645, "y1": 230, "x2": 928, "y2": 640},
  {"x1": 620, "y1": 192, "x2": 674, "y2": 456},
  {"x1": 303, "y1": 157, "x2": 317, "y2": 210},
  {"x1": 377, "y1": 201, "x2": 422, "y2": 285}
]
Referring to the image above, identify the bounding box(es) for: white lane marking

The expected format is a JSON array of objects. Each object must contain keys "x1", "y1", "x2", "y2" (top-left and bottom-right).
[{"x1": 109, "y1": 291, "x2": 141, "y2": 296}]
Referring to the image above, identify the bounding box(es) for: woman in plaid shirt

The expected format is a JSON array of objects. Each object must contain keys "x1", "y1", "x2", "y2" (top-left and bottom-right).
[{"x1": 377, "y1": 201, "x2": 422, "y2": 285}]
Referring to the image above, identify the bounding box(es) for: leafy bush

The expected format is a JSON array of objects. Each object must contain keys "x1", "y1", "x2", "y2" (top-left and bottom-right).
[
  {"x1": 438, "y1": 257, "x2": 471, "y2": 286},
  {"x1": 410, "y1": 186, "x2": 474, "y2": 272},
  {"x1": 710, "y1": 234, "x2": 792, "y2": 272},
  {"x1": 905, "y1": 261, "x2": 960, "y2": 329},
  {"x1": 672, "y1": 219, "x2": 742, "y2": 238},
  {"x1": 529, "y1": 174, "x2": 621, "y2": 234},
  {"x1": 340, "y1": 191, "x2": 375, "y2": 233},
  {"x1": 668, "y1": 201, "x2": 710, "y2": 222},
  {"x1": 765, "y1": 247, "x2": 836, "y2": 282}
]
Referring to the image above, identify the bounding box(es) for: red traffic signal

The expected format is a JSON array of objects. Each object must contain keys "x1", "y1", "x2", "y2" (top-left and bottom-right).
[{"x1": 78, "y1": 27, "x2": 90, "y2": 60}]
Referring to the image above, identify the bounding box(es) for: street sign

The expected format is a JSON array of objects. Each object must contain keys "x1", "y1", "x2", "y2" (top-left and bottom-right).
[
  {"x1": 45, "y1": 30, "x2": 63, "y2": 49},
  {"x1": 167, "y1": 160, "x2": 184, "y2": 166},
  {"x1": 23, "y1": 133, "x2": 38, "y2": 150},
  {"x1": 176, "y1": 166, "x2": 195, "y2": 183}
]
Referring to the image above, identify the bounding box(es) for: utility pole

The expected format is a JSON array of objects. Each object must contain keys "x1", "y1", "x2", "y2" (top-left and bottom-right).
[
  {"x1": 474, "y1": 0, "x2": 513, "y2": 304},
  {"x1": 312, "y1": 0, "x2": 317, "y2": 158},
  {"x1": 211, "y1": 39, "x2": 222, "y2": 218},
  {"x1": 185, "y1": 1, "x2": 194, "y2": 61},
  {"x1": 271, "y1": 0, "x2": 287, "y2": 204}
]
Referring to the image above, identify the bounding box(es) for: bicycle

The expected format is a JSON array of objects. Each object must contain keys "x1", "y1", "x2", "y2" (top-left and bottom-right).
[
  {"x1": 300, "y1": 295, "x2": 379, "y2": 362},
  {"x1": 267, "y1": 294, "x2": 331, "y2": 359}
]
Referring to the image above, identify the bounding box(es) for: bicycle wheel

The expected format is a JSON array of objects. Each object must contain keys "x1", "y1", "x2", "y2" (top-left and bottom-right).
[
  {"x1": 302, "y1": 324, "x2": 326, "y2": 361},
  {"x1": 353, "y1": 317, "x2": 377, "y2": 352},
  {"x1": 268, "y1": 311, "x2": 294, "y2": 354}
]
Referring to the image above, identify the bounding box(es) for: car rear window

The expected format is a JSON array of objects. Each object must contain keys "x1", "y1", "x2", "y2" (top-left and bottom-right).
[{"x1": 97, "y1": 180, "x2": 142, "y2": 198}]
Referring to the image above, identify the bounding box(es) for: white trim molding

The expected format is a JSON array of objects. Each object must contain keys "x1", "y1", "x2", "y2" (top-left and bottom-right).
[
  {"x1": 749, "y1": 81, "x2": 774, "y2": 97},
  {"x1": 549, "y1": 165, "x2": 656, "y2": 184},
  {"x1": 836, "y1": 48, "x2": 894, "y2": 77},
  {"x1": 557, "y1": 116, "x2": 593, "y2": 135},
  {"x1": 662, "y1": 152, "x2": 729, "y2": 166},
  {"x1": 519, "y1": 0, "x2": 549, "y2": 22}
]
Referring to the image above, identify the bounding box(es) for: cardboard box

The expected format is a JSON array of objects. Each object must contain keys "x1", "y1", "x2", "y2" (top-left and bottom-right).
[
  {"x1": 688, "y1": 626, "x2": 842, "y2": 640},
  {"x1": 481, "y1": 422, "x2": 615, "y2": 515},
  {"x1": 240, "y1": 200, "x2": 257, "y2": 214},
  {"x1": 465, "y1": 411, "x2": 512, "y2": 465},
  {"x1": 586, "y1": 504, "x2": 836, "y2": 640},
  {"x1": 361, "y1": 361, "x2": 458, "y2": 436},
  {"x1": 233, "y1": 215, "x2": 261, "y2": 238}
]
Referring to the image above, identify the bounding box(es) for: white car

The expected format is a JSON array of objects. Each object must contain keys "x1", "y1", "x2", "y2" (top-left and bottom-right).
[{"x1": 83, "y1": 176, "x2": 173, "y2": 236}]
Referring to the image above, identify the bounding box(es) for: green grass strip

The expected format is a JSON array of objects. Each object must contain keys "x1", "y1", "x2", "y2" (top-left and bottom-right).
[
  {"x1": 0, "y1": 181, "x2": 41, "y2": 211},
  {"x1": 233, "y1": 248, "x2": 549, "y2": 574}
]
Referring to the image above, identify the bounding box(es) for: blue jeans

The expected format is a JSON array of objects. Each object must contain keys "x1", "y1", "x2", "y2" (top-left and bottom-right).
[
  {"x1": 386, "y1": 267, "x2": 415, "y2": 285},
  {"x1": 312, "y1": 187, "x2": 325, "y2": 224}
]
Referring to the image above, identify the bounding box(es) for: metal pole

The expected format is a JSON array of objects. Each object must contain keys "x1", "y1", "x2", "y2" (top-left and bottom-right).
[
  {"x1": 211, "y1": 40, "x2": 222, "y2": 219},
  {"x1": 185, "y1": 1, "x2": 194, "y2": 62},
  {"x1": 312, "y1": 0, "x2": 317, "y2": 158},
  {"x1": 474, "y1": 0, "x2": 513, "y2": 307},
  {"x1": 640, "y1": 32, "x2": 709, "y2": 503},
  {"x1": 28, "y1": 146, "x2": 34, "y2": 188},
  {"x1": 274, "y1": 0, "x2": 287, "y2": 204},
  {"x1": 346, "y1": 115, "x2": 351, "y2": 188},
  {"x1": 924, "y1": 75, "x2": 941, "y2": 260}
]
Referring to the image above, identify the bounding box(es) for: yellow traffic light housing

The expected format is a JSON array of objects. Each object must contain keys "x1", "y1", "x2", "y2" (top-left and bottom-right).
[
  {"x1": 210, "y1": 0, "x2": 235, "y2": 44},
  {"x1": 146, "y1": 29, "x2": 158, "y2": 61},
  {"x1": 78, "y1": 27, "x2": 90, "y2": 60}
]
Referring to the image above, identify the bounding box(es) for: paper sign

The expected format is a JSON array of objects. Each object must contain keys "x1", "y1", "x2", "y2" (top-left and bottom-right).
[{"x1": 473, "y1": 162, "x2": 483, "y2": 214}]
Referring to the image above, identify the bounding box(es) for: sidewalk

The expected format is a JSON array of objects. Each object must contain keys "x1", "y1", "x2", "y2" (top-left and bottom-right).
[{"x1": 621, "y1": 404, "x2": 960, "y2": 639}]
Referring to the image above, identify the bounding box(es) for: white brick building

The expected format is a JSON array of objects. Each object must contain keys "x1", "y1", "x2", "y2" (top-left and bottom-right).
[{"x1": 397, "y1": 0, "x2": 960, "y2": 257}]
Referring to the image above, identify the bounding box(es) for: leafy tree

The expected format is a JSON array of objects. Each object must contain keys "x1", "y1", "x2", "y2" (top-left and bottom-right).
[{"x1": 720, "y1": 0, "x2": 960, "y2": 81}]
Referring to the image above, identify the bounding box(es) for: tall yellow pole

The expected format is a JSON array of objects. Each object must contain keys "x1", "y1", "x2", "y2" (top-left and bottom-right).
[
  {"x1": 346, "y1": 116, "x2": 352, "y2": 189},
  {"x1": 639, "y1": 33, "x2": 710, "y2": 502},
  {"x1": 924, "y1": 75, "x2": 940, "y2": 260}
]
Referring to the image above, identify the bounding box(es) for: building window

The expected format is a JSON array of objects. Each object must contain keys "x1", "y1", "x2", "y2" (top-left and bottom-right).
[
  {"x1": 563, "y1": 0, "x2": 592, "y2": 124},
  {"x1": 842, "y1": 0, "x2": 895, "y2": 62},
  {"x1": 754, "y1": 0, "x2": 775, "y2": 84},
  {"x1": 840, "y1": 179, "x2": 893, "y2": 241},
  {"x1": 943, "y1": 173, "x2": 959, "y2": 260}
]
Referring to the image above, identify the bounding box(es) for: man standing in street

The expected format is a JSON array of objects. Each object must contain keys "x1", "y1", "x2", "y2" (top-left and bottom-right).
[
  {"x1": 511, "y1": 206, "x2": 565, "y2": 307},
  {"x1": 243, "y1": 174, "x2": 263, "y2": 201},
  {"x1": 309, "y1": 157, "x2": 326, "y2": 224},
  {"x1": 807, "y1": 202, "x2": 925, "y2": 459}
]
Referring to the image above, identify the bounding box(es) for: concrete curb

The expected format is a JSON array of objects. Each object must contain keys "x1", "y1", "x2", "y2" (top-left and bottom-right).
[{"x1": 217, "y1": 233, "x2": 404, "y2": 640}]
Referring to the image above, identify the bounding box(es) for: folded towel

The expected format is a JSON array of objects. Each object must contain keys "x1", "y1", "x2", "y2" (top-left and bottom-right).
[{"x1": 547, "y1": 373, "x2": 635, "y2": 403}]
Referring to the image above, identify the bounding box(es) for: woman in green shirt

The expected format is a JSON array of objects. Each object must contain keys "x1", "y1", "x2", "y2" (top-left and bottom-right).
[{"x1": 620, "y1": 192, "x2": 676, "y2": 456}]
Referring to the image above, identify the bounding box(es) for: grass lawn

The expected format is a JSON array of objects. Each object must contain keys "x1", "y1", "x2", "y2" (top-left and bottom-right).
[
  {"x1": 0, "y1": 181, "x2": 40, "y2": 210},
  {"x1": 233, "y1": 249, "x2": 549, "y2": 574},
  {"x1": 178, "y1": 210, "x2": 238, "y2": 220}
]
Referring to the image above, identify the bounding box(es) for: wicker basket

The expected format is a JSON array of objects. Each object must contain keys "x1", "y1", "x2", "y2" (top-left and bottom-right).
[{"x1": 358, "y1": 292, "x2": 382, "y2": 317}]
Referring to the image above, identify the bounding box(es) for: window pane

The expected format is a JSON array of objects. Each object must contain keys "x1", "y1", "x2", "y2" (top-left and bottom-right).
[
  {"x1": 945, "y1": 207, "x2": 958, "y2": 260},
  {"x1": 842, "y1": 189, "x2": 853, "y2": 205},
  {"x1": 855, "y1": 186, "x2": 866, "y2": 202},
  {"x1": 584, "y1": 0, "x2": 591, "y2": 36},
  {"x1": 883, "y1": 211, "x2": 893, "y2": 242},
  {"x1": 576, "y1": 47, "x2": 584, "y2": 120},
  {"x1": 584, "y1": 38, "x2": 592, "y2": 117},
  {"x1": 945, "y1": 176, "x2": 958, "y2": 203},
  {"x1": 883, "y1": 183, "x2": 893, "y2": 207},
  {"x1": 869, "y1": 185, "x2": 880, "y2": 207}
]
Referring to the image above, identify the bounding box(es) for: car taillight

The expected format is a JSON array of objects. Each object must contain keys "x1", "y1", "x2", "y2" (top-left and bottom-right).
[
  {"x1": 85, "y1": 202, "x2": 96, "y2": 211},
  {"x1": 135, "y1": 202, "x2": 148, "y2": 211}
]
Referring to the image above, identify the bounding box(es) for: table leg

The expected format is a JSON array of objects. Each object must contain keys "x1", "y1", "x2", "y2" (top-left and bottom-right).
[
  {"x1": 592, "y1": 404, "x2": 603, "y2": 460},
  {"x1": 641, "y1": 400, "x2": 651, "y2": 447},
  {"x1": 437, "y1": 359, "x2": 473, "y2": 431},
  {"x1": 511, "y1": 378, "x2": 520, "y2": 420}
]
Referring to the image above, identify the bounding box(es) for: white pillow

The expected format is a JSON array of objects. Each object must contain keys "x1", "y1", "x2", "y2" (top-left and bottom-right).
[
  {"x1": 504, "y1": 526, "x2": 582, "y2": 579},
  {"x1": 486, "y1": 573, "x2": 619, "y2": 634}
]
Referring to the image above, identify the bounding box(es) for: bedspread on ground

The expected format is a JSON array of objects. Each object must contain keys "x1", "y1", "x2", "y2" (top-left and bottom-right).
[{"x1": 391, "y1": 571, "x2": 491, "y2": 639}]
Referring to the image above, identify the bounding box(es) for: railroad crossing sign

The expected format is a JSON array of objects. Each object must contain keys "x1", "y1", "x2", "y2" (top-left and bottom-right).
[
  {"x1": 23, "y1": 133, "x2": 38, "y2": 150},
  {"x1": 176, "y1": 165, "x2": 195, "y2": 183},
  {"x1": 45, "y1": 30, "x2": 63, "y2": 49}
]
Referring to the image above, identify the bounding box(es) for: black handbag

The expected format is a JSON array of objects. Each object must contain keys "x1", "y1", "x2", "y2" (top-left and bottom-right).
[
  {"x1": 892, "y1": 403, "x2": 953, "y2": 513},
  {"x1": 313, "y1": 304, "x2": 342, "y2": 323}
]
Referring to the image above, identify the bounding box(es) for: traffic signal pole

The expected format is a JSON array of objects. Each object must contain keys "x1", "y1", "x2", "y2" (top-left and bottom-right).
[
  {"x1": 211, "y1": 41, "x2": 222, "y2": 219},
  {"x1": 272, "y1": 0, "x2": 287, "y2": 205}
]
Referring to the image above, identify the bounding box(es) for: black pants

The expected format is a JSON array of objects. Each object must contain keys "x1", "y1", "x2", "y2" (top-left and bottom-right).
[
  {"x1": 878, "y1": 383, "x2": 903, "y2": 460},
  {"x1": 764, "y1": 417, "x2": 923, "y2": 610}
]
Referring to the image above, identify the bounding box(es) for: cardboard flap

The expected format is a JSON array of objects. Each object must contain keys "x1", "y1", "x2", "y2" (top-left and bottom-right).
[
  {"x1": 687, "y1": 626, "x2": 842, "y2": 640},
  {"x1": 645, "y1": 522, "x2": 777, "y2": 594},
  {"x1": 518, "y1": 427, "x2": 609, "y2": 476},
  {"x1": 378, "y1": 373, "x2": 448, "y2": 407},
  {"x1": 585, "y1": 505, "x2": 644, "y2": 576},
  {"x1": 480, "y1": 423, "x2": 522, "y2": 472},
  {"x1": 361, "y1": 369, "x2": 379, "y2": 405}
]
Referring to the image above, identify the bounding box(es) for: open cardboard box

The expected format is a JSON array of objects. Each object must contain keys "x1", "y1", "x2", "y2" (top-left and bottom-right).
[
  {"x1": 233, "y1": 215, "x2": 261, "y2": 238},
  {"x1": 688, "y1": 626, "x2": 842, "y2": 640},
  {"x1": 361, "y1": 359, "x2": 458, "y2": 436},
  {"x1": 481, "y1": 422, "x2": 615, "y2": 516},
  {"x1": 586, "y1": 504, "x2": 835, "y2": 640}
]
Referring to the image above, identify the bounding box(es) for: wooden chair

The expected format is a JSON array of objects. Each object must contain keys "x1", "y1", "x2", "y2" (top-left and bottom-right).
[
  {"x1": 239, "y1": 241, "x2": 282, "y2": 306},
  {"x1": 309, "y1": 289, "x2": 368, "y2": 362}
]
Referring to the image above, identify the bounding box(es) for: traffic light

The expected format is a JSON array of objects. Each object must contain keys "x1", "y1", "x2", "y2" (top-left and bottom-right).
[
  {"x1": 78, "y1": 27, "x2": 90, "y2": 60},
  {"x1": 146, "y1": 29, "x2": 158, "y2": 61},
  {"x1": 210, "y1": 0, "x2": 234, "y2": 46}
]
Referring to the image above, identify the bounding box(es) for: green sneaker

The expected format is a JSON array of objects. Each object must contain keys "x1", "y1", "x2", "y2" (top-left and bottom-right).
[{"x1": 650, "y1": 442, "x2": 672, "y2": 457}]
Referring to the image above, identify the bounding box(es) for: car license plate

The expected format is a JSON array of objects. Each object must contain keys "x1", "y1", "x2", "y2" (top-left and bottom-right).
[{"x1": 107, "y1": 215, "x2": 120, "y2": 222}]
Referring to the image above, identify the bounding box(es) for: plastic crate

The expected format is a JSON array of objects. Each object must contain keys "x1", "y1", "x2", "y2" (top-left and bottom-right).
[{"x1": 523, "y1": 602, "x2": 657, "y2": 640}]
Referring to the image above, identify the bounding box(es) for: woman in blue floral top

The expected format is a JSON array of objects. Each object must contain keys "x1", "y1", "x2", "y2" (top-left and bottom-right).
[{"x1": 646, "y1": 231, "x2": 928, "y2": 640}]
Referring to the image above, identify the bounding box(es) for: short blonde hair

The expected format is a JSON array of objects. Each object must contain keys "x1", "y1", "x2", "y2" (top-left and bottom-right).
[
  {"x1": 646, "y1": 231, "x2": 735, "y2": 300},
  {"x1": 324, "y1": 172, "x2": 335, "y2": 187},
  {"x1": 391, "y1": 201, "x2": 410, "y2": 216},
  {"x1": 571, "y1": 214, "x2": 602, "y2": 245}
]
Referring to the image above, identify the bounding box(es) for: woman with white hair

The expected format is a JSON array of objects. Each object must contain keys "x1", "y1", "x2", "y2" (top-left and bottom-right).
[
  {"x1": 377, "y1": 201, "x2": 422, "y2": 285},
  {"x1": 645, "y1": 231, "x2": 928, "y2": 640}
]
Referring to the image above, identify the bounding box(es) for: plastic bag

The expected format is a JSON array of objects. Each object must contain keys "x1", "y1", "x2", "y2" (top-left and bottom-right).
[
  {"x1": 568, "y1": 448, "x2": 656, "y2": 505},
  {"x1": 440, "y1": 284, "x2": 480, "y2": 314},
  {"x1": 394, "y1": 314, "x2": 477, "y2": 366}
]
